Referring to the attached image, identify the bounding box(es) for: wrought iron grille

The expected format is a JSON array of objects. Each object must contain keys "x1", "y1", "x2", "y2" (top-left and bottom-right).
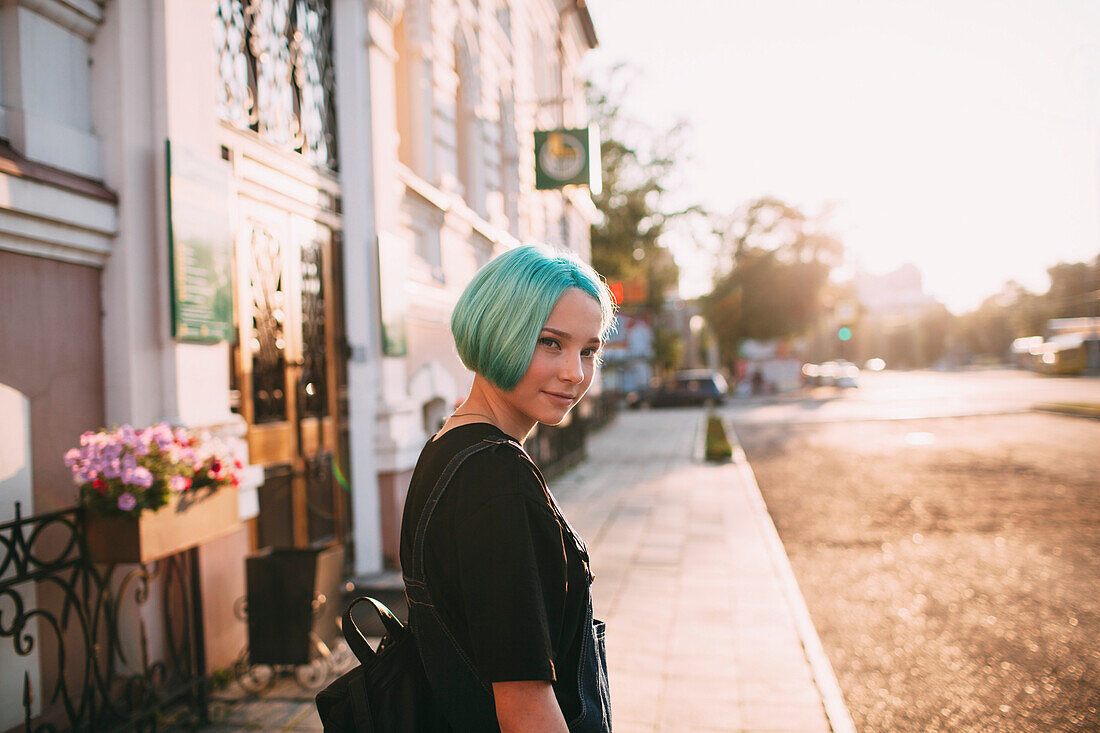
[
  {"x1": 249, "y1": 222, "x2": 288, "y2": 424},
  {"x1": 214, "y1": 0, "x2": 339, "y2": 171},
  {"x1": 299, "y1": 239, "x2": 328, "y2": 419},
  {"x1": 0, "y1": 503, "x2": 207, "y2": 731}
]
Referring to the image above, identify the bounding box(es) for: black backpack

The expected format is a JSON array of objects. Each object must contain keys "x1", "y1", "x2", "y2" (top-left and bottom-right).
[{"x1": 315, "y1": 596, "x2": 453, "y2": 732}]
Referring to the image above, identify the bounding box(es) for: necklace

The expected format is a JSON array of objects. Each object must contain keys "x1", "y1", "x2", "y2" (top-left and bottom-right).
[{"x1": 449, "y1": 410, "x2": 499, "y2": 425}]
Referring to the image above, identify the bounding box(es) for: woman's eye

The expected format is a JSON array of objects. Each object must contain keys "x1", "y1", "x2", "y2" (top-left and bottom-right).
[
  {"x1": 539, "y1": 337, "x2": 561, "y2": 349},
  {"x1": 582, "y1": 347, "x2": 600, "y2": 359}
]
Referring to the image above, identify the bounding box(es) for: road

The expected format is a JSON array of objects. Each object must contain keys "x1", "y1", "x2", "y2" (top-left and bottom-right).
[
  {"x1": 726, "y1": 368, "x2": 1100, "y2": 732},
  {"x1": 721, "y1": 367, "x2": 1100, "y2": 424}
]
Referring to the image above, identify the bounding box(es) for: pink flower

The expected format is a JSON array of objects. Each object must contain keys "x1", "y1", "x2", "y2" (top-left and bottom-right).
[
  {"x1": 64, "y1": 448, "x2": 81, "y2": 468},
  {"x1": 117, "y1": 492, "x2": 137, "y2": 512},
  {"x1": 169, "y1": 475, "x2": 191, "y2": 492}
]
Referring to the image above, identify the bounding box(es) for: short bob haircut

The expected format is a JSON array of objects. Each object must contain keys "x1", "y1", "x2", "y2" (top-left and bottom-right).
[{"x1": 451, "y1": 245, "x2": 616, "y2": 391}]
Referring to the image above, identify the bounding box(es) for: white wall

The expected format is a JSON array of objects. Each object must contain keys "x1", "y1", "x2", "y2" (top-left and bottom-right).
[
  {"x1": 0, "y1": 3, "x2": 103, "y2": 177},
  {"x1": 0, "y1": 384, "x2": 42, "y2": 729}
]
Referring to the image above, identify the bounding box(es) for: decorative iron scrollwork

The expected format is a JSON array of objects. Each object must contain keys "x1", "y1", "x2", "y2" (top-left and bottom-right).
[
  {"x1": 249, "y1": 222, "x2": 288, "y2": 424},
  {"x1": 0, "y1": 503, "x2": 207, "y2": 731},
  {"x1": 214, "y1": 0, "x2": 338, "y2": 170},
  {"x1": 299, "y1": 238, "x2": 328, "y2": 419}
]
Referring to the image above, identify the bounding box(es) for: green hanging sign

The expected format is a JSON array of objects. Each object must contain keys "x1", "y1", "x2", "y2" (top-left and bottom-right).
[{"x1": 534, "y1": 125, "x2": 602, "y2": 194}]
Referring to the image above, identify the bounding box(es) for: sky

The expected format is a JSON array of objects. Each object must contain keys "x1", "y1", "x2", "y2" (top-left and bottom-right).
[{"x1": 582, "y1": 0, "x2": 1100, "y2": 314}]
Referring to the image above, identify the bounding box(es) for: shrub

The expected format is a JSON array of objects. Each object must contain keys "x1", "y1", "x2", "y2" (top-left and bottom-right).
[{"x1": 705, "y1": 415, "x2": 732, "y2": 462}]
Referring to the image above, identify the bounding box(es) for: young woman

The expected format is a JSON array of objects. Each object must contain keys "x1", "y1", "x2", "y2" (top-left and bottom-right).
[{"x1": 399, "y1": 245, "x2": 615, "y2": 732}]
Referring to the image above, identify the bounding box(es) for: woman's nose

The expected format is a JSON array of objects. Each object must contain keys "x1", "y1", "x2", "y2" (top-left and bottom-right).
[{"x1": 560, "y1": 351, "x2": 584, "y2": 383}]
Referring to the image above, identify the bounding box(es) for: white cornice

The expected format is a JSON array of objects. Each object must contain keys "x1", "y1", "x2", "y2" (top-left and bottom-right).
[
  {"x1": 0, "y1": 170, "x2": 117, "y2": 266},
  {"x1": 396, "y1": 163, "x2": 520, "y2": 250}
]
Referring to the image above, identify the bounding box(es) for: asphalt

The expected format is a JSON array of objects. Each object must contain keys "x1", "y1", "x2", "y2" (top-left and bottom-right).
[{"x1": 198, "y1": 408, "x2": 853, "y2": 732}]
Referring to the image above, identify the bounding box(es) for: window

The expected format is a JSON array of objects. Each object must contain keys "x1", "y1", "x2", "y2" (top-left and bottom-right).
[{"x1": 214, "y1": 0, "x2": 338, "y2": 170}]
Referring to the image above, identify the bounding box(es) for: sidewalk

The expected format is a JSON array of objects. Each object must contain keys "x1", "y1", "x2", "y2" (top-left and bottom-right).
[{"x1": 201, "y1": 409, "x2": 853, "y2": 732}]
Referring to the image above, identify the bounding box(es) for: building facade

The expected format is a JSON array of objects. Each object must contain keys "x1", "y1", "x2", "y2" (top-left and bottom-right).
[
  {"x1": 357, "y1": 0, "x2": 598, "y2": 571},
  {"x1": 0, "y1": 0, "x2": 598, "y2": 712}
]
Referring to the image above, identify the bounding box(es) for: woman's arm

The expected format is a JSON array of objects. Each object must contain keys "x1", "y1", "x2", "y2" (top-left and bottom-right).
[{"x1": 492, "y1": 680, "x2": 569, "y2": 733}]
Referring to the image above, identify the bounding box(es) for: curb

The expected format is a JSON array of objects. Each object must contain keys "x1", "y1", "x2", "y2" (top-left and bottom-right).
[
  {"x1": 1032, "y1": 403, "x2": 1100, "y2": 420},
  {"x1": 725, "y1": 420, "x2": 857, "y2": 733}
]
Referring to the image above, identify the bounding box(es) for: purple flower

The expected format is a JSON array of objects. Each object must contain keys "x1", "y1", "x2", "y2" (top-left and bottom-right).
[
  {"x1": 64, "y1": 448, "x2": 81, "y2": 468},
  {"x1": 118, "y1": 424, "x2": 139, "y2": 447},
  {"x1": 130, "y1": 467, "x2": 154, "y2": 489},
  {"x1": 117, "y1": 492, "x2": 138, "y2": 512},
  {"x1": 102, "y1": 458, "x2": 122, "y2": 480},
  {"x1": 151, "y1": 424, "x2": 175, "y2": 451},
  {"x1": 101, "y1": 442, "x2": 122, "y2": 465}
]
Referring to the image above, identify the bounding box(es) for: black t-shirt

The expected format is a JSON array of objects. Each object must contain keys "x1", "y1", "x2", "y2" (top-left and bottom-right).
[{"x1": 399, "y1": 423, "x2": 589, "y2": 721}]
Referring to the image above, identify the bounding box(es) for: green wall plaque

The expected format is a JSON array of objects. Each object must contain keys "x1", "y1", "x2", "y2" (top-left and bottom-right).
[{"x1": 167, "y1": 140, "x2": 236, "y2": 343}]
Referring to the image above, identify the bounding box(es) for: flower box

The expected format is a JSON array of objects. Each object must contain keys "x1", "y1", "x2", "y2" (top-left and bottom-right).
[
  {"x1": 66, "y1": 422, "x2": 245, "y2": 564},
  {"x1": 84, "y1": 487, "x2": 242, "y2": 565}
]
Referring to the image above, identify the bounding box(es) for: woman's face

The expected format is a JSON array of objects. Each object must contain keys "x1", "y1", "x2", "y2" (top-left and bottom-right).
[{"x1": 503, "y1": 287, "x2": 604, "y2": 426}]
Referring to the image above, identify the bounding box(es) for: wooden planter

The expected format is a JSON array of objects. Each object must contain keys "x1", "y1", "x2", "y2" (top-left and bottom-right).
[{"x1": 84, "y1": 488, "x2": 241, "y2": 564}]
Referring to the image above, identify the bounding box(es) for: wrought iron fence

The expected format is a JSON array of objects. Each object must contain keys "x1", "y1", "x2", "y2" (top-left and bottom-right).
[{"x1": 0, "y1": 502, "x2": 208, "y2": 731}]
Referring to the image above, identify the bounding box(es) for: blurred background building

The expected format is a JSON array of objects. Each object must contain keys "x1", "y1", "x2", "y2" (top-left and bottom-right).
[{"x1": 0, "y1": 0, "x2": 598, "y2": 703}]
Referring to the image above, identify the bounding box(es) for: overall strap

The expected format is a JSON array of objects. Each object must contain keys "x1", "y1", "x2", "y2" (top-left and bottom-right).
[
  {"x1": 496, "y1": 438, "x2": 593, "y2": 581},
  {"x1": 408, "y1": 436, "x2": 510, "y2": 583}
]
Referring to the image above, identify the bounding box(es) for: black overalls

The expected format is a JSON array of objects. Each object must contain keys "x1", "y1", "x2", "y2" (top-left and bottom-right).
[{"x1": 403, "y1": 436, "x2": 613, "y2": 731}]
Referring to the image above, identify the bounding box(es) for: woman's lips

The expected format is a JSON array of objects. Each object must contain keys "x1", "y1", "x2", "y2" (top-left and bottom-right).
[{"x1": 543, "y1": 391, "x2": 576, "y2": 406}]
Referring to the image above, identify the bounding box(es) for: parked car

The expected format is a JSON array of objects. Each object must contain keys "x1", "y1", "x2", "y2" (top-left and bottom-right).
[
  {"x1": 626, "y1": 370, "x2": 729, "y2": 408},
  {"x1": 818, "y1": 360, "x2": 842, "y2": 386},
  {"x1": 864, "y1": 357, "x2": 886, "y2": 372},
  {"x1": 835, "y1": 361, "x2": 861, "y2": 388},
  {"x1": 802, "y1": 362, "x2": 822, "y2": 386}
]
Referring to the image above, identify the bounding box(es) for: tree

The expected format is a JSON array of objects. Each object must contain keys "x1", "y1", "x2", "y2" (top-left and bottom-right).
[
  {"x1": 948, "y1": 252, "x2": 1099, "y2": 363},
  {"x1": 701, "y1": 197, "x2": 842, "y2": 366},
  {"x1": 586, "y1": 65, "x2": 693, "y2": 302}
]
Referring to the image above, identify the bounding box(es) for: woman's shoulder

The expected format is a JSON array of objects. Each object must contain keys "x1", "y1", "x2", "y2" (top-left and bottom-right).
[{"x1": 450, "y1": 439, "x2": 551, "y2": 515}]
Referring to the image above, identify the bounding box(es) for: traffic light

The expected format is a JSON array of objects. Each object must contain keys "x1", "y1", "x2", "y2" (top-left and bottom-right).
[{"x1": 837, "y1": 326, "x2": 852, "y2": 342}]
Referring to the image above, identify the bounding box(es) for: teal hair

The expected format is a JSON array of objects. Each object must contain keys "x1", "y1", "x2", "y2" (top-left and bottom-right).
[{"x1": 451, "y1": 245, "x2": 616, "y2": 391}]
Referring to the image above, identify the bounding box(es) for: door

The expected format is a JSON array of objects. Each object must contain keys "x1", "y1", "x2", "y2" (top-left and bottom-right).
[{"x1": 231, "y1": 198, "x2": 347, "y2": 549}]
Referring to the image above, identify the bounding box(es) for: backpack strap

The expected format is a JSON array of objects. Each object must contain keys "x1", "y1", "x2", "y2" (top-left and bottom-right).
[
  {"x1": 342, "y1": 596, "x2": 406, "y2": 664},
  {"x1": 406, "y1": 437, "x2": 509, "y2": 584}
]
